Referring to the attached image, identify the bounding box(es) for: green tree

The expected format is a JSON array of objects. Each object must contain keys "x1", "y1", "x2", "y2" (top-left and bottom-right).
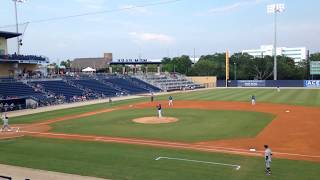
[{"x1": 60, "y1": 59, "x2": 71, "y2": 68}]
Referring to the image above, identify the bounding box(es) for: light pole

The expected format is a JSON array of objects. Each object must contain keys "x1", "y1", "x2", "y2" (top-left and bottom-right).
[
  {"x1": 234, "y1": 62, "x2": 237, "y2": 80},
  {"x1": 267, "y1": 3, "x2": 285, "y2": 80},
  {"x1": 13, "y1": 0, "x2": 25, "y2": 55}
]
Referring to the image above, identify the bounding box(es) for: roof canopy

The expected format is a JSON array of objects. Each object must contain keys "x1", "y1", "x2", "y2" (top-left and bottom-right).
[
  {"x1": 0, "y1": 31, "x2": 22, "y2": 39},
  {"x1": 82, "y1": 67, "x2": 96, "y2": 72}
]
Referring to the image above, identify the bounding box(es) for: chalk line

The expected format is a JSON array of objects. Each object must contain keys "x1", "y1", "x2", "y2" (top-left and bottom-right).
[{"x1": 155, "y1": 156, "x2": 241, "y2": 170}]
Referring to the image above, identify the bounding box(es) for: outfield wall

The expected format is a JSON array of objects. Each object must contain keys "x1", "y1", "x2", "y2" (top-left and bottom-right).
[{"x1": 217, "y1": 80, "x2": 320, "y2": 88}]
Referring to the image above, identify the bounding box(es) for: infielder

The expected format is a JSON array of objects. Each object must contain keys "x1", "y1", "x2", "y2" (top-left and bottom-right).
[
  {"x1": 264, "y1": 145, "x2": 273, "y2": 175},
  {"x1": 168, "y1": 95, "x2": 173, "y2": 107},
  {"x1": 1, "y1": 113, "x2": 11, "y2": 132},
  {"x1": 150, "y1": 92, "x2": 154, "y2": 102},
  {"x1": 251, "y1": 95, "x2": 256, "y2": 105},
  {"x1": 157, "y1": 104, "x2": 162, "y2": 118},
  {"x1": 277, "y1": 86, "x2": 281, "y2": 92}
]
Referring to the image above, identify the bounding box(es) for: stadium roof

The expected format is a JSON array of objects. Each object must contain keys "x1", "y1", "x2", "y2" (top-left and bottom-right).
[{"x1": 0, "y1": 31, "x2": 22, "y2": 39}]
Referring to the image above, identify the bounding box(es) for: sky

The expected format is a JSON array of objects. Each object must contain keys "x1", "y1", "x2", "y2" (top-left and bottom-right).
[{"x1": 0, "y1": 0, "x2": 319, "y2": 63}]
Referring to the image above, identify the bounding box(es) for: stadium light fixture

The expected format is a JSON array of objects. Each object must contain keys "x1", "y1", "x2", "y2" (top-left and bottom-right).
[
  {"x1": 267, "y1": 3, "x2": 285, "y2": 80},
  {"x1": 12, "y1": 0, "x2": 26, "y2": 54}
]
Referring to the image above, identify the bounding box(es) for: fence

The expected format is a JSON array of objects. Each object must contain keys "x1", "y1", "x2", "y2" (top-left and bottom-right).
[{"x1": 217, "y1": 80, "x2": 320, "y2": 88}]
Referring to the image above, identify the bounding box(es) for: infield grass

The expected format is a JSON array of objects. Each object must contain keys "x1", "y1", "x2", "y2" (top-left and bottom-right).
[
  {"x1": 51, "y1": 109, "x2": 274, "y2": 142},
  {"x1": 0, "y1": 137, "x2": 319, "y2": 180}
]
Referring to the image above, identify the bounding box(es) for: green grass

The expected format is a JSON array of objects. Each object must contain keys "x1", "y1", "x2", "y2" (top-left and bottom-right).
[
  {"x1": 10, "y1": 97, "x2": 146, "y2": 124},
  {"x1": 51, "y1": 109, "x2": 274, "y2": 142},
  {"x1": 11, "y1": 89, "x2": 320, "y2": 125},
  {"x1": 0, "y1": 137, "x2": 319, "y2": 180},
  {"x1": 157, "y1": 88, "x2": 320, "y2": 106}
]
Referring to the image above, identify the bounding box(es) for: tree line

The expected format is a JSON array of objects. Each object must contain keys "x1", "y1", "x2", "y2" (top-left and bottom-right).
[
  {"x1": 57, "y1": 52, "x2": 320, "y2": 80},
  {"x1": 161, "y1": 52, "x2": 320, "y2": 80}
]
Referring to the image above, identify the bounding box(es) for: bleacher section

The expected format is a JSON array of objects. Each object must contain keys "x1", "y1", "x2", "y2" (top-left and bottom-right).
[
  {"x1": 71, "y1": 79, "x2": 118, "y2": 97},
  {"x1": 99, "y1": 75, "x2": 157, "y2": 94},
  {"x1": 1, "y1": 73, "x2": 202, "y2": 112},
  {"x1": 134, "y1": 73, "x2": 204, "y2": 91},
  {"x1": 0, "y1": 81, "x2": 45, "y2": 99},
  {"x1": 32, "y1": 80, "x2": 84, "y2": 101}
]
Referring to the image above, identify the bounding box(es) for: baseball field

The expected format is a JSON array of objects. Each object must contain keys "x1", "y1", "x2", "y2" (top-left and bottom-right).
[{"x1": 1, "y1": 88, "x2": 320, "y2": 179}]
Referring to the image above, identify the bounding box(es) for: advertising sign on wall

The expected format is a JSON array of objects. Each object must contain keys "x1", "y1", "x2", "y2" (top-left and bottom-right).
[
  {"x1": 304, "y1": 80, "x2": 320, "y2": 88},
  {"x1": 237, "y1": 80, "x2": 266, "y2": 87}
]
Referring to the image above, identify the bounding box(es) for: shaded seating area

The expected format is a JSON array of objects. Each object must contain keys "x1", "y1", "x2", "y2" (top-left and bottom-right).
[
  {"x1": 71, "y1": 79, "x2": 118, "y2": 97},
  {"x1": 33, "y1": 80, "x2": 84, "y2": 101},
  {"x1": 102, "y1": 77, "x2": 150, "y2": 94},
  {"x1": 0, "y1": 81, "x2": 45, "y2": 100},
  {"x1": 126, "y1": 77, "x2": 161, "y2": 92}
]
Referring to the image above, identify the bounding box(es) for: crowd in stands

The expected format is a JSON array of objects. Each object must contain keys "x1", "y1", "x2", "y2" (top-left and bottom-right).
[{"x1": 0, "y1": 53, "x2": 47, "y2": 61}]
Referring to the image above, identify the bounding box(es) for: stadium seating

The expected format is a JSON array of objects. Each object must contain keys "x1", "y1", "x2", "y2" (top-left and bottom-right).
[
  {"x1": 0, "y1": 54, "x2": 47, "y2": 61},
  {"x1": 32, "y1": 80, "x2": 84, "y2": 101},
  {"x1": 0, "y1": 81, "x2": 46, "y2": 100},
  {"x1": 134, "y1": 73, "x2": 204, "y2": 91},
  {"x1": 101, "y1": 76, "x2": 151, "y2": 94},
  {"x1": 71, "y1": 79, "x2": 118, "y2": 97}
]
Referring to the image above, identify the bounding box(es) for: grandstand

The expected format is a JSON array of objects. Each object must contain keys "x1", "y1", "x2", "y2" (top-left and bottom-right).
[
  {"x1": 134, "y1": 73, "x2": 205, "y2": 91},
  {"x1": 0, "y1": 74, "x2": 165, "y2": 112}
]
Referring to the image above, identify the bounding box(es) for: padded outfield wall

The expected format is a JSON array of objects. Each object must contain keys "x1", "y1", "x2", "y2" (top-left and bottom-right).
[{"x1": 217, "y1": 80, "x2": 320, "y2": 88}]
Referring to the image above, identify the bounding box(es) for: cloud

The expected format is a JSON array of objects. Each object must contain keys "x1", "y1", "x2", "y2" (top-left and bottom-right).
[
  {"x1": 119, "y1": 4, "x2": 149, "y2": 14},
  {"x1": 129, "y1": 32, "x2": 175, "y2": 44},
  {"x1": 205, "y1": 0, "x2": 269, "y2": 14}
]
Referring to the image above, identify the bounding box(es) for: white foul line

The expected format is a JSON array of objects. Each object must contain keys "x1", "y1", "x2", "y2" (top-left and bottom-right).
[{"x1": 155, "y1": 156, "x2": 241, "y2": 170}]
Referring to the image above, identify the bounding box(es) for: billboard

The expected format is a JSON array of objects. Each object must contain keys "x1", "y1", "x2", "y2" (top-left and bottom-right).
[
  {"x1": 304, "y1": 80, "x2": 320, "y2": 88},
  {"x1": 237, "y1": 80, "x2": 266, "y2": 87},
  {"x1": 310, "y1": 61, "x2": 320, "y2": 75}
]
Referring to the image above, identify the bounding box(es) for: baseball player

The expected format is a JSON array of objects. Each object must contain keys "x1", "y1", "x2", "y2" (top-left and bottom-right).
[
  {"x1": 157, "y1": 104, "x2": 162, "y2": 118},
  {"x1": 1, "y1": 113, "x2": 11, "y2": 132},
  {"x1": 251, "y1": 95, "x2": 256, "y2": 105},
  {"x1": 264, "y1": 145, "x2": 273, "y2": 175},
  {"x1": 277, "y1": 86, "x2": 281, "y2": 92},
  {"x1": 168, "y1": 95, "x2": 173, "y2": 107},
  {"x1": 150, "y1": 92, "x2": 154, "y2": 102}
]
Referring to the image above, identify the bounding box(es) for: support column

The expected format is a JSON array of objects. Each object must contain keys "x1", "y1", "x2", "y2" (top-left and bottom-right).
[
  {"x1": 157, "y1": 64, "x2": 161, "y2": 74},
  {"x1": 109, "y1": 66, "x2": 113, "y2": 74},
  {"x1": 133, "y1": 64, "x2": 137, "y2": 74},
  {"x1": 145, "y1": 65, "x2": 148, "y2": 74},
  {"x1": 122, "y1": 65, "x2": 126, "y2": 74}
]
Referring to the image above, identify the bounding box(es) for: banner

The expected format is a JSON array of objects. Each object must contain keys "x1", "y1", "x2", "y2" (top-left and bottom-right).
[
  {"x1": 304, "y1": 80, "x2": 320, "y2": 88},
  {"x1": 237, "y1": 80, "x2": 266, "y2": 87}
]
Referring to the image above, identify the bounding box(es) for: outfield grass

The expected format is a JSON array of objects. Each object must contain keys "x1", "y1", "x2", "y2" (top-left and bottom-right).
[
  {"x1": 51, "y1": 109, "x2": 274, "y2": 142},
  {"x1": 158, "y1": 88, "x2": 320, "y2": 106},
  {"x1": 0, "y1": 137, "x2": 319, "y2": 180}
]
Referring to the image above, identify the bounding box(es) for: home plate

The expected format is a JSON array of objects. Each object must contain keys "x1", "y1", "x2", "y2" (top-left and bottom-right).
[
  {"x1": 249, "y1": 148, "x2": 256, "y2": 152},
  {"x1": 285, "y1": 110, "x2": 290, "y2": 113}
]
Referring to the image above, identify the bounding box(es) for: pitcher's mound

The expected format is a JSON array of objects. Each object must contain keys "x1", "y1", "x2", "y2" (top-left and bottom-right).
[{"x1": 133, "y1": 117, "x2": 178, "y2": 124}]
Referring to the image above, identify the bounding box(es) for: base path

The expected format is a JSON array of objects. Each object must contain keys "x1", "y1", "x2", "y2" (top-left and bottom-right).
[{"x1": 1, "y1": 101, "x2": 320, "y2": 162}]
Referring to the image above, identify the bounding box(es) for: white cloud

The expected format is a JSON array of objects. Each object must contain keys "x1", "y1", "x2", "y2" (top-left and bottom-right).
[
  {"x1": 129, "y1": 32, "x2": 175, "y2": 44},
  {"x1": 205, "y1": 0, "x2": 269, "y2": 14},
  {"x1": 119, "y1": 4, "x2": 149, "y2": 14}
]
